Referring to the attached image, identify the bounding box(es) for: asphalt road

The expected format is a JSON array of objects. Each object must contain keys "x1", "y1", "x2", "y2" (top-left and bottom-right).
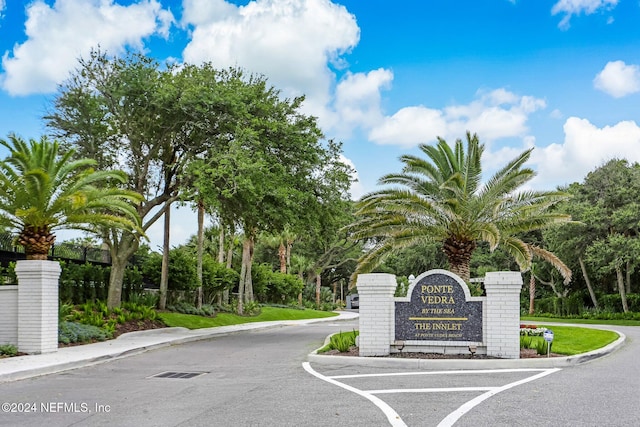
[{"x1": 0, "y1": 320, "x2": 638, "y2": 427}]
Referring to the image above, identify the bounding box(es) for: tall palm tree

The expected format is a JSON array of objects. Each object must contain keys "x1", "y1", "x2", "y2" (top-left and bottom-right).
[
  {"x1": 350, "y1": 132, "x2": 572, "y2": 283},
  {"x1": 0, "y1": 135, "x2": 143, "y2": 260}
]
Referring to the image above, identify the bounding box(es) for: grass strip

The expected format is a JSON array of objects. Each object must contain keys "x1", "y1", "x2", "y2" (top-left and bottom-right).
[
  {"x1": 521, "y1": 316, "x2": 640, "y2": 327},
  {"x1": 159, "y1": 306, "x2": 338, "y2": 329}
]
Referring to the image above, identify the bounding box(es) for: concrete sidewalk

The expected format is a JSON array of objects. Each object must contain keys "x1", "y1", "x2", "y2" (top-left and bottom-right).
[
  {"x1": 0, "y1": 313, "x2": 626, "y2": 382},
  {"x1": 0, "y1": 311, "x2": 359, "y2": 383}
]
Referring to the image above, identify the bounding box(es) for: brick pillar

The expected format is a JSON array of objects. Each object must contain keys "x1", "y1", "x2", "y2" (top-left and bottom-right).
[
  {"x1": 356, "y1": 273, "x2": 396, "y2": 356},
  {"x1": 17, "y1": 260, "x2": 61, "y2": 354},
  {"x1": 484, "y1": 271, "x2": 522, "y2": 359}
]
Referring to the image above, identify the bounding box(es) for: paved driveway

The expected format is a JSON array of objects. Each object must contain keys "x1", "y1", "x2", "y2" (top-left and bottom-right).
[{"x1": 0, "y1": 320, "x2": 637, "y2": 427}]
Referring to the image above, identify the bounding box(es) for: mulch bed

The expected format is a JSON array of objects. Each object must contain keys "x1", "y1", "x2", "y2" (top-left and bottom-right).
[
  {"x1": 112, "y1": 319, "x2": 167, "y2": 338},
  {"x1": 323, "y1": 347, "x2": 562, "y2": 359}
]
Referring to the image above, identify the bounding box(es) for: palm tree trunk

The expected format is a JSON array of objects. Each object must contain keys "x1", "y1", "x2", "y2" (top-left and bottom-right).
[
  {"x1": 528, "y1": 273, "x2": 536, "y2": 315},
  {"x1": 443, "y1": 238, "x2": 475, "y2": 282}
]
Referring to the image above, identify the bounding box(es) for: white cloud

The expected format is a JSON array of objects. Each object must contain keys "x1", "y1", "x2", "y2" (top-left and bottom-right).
[
  {"x1": 182, "y1": 0, "x2": 359, "y2": 112},
  {"x1": 551, "y1": 0, "x2": 618, "y2": 29},
  {"x1": 331, "y1": 68, "x2": 393, "y2": 134},
  {"x1": 530, "y1": 117, "x2": 640, "y2": 188},
  {"x1": 594, "y1": 60, "x2": 640, "y2": 98},
  {"x1": 181, "y1": 0, "x2": 237, "y2": 26},
  {"x1": 365, "y1": 88, "x2": 546, "y2": 148},
  {"x1": 0, "y1": 0, "x2": 5, "y2": 18},
  {"x1": 1, "y1": 0, "x2": 174, "y2": 96}
]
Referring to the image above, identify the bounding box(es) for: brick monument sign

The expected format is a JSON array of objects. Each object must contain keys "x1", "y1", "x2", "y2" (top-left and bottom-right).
[{"x1": 395, "y1": 271, "x2": 482, "y2": 342}]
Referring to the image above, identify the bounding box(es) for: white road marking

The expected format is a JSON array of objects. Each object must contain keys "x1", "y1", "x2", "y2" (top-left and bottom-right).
[
  {"x1": 305, "y1": 364, "x2": 562, "y2": 427},
  {"x1": 367, "y1": 387, "x2": 497, "y2": 394},
  {"x1": 302, "y1": 362, "x2": 408, "y2": 427},
  {"x1": 437, "y1": 368, "x2": 561, "y2": 427}
]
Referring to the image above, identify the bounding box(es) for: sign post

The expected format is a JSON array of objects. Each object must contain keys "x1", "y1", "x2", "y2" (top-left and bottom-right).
[{"x1": 543, "y1": 329, "x2": 554, "y2": 357}]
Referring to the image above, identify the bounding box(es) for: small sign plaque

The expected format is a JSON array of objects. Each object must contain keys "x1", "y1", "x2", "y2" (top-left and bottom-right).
[{"x1": 543, "y1": 329, "x2": 554, "y2": 342}]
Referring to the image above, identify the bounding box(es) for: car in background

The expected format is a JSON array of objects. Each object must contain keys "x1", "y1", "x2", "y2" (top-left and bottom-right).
[{"x1": 350, "y1": 294, "x2": 359, "y2": 309}]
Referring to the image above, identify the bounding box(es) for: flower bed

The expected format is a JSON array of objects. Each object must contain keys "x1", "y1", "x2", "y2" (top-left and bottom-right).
[{"x1": 520, "y1": 324, "x2": 547, "y2": 336}]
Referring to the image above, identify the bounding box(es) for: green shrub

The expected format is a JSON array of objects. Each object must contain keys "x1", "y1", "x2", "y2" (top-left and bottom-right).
[
  {"x1": 0, "y1": 344, "x2": 18, "y2": 357},
  {"x1": 59, "y1": 301, "x2": 74, "y2": 322},
  {"x1": 142, "y1": 249, "x2": 197, "y2": 291},
  {"x1": 166, "y1": 302, "x2": 216, "y2": 317},
  {"x1": 202, "y1": 257, "x2": 238, "y2": 301},
  {"x1": 243, "y1": 301, "x2": 262, "y2": 316},
  {"x1": 127, "y1": 291, "x2": 159, "y2": 308},
  {"x1": 59, "y1": 321, "x2": 111, "y2": 344},
  {"x1": 251, "y1": 264, "x2": 304, "y2": 305}
]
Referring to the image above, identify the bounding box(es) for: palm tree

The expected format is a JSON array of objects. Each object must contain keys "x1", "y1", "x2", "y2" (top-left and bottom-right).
[
  {"x1": 0, "y1": 135, "x2": 143, "y2": 260},
  {"x1": 350, "y1": 132, "x2": 572, "y2": 283}
]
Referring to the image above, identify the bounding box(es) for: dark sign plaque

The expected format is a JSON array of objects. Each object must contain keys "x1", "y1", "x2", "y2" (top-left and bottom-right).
[{"x1": 395, "y1": 271, "x2": 482, "y2": 341}]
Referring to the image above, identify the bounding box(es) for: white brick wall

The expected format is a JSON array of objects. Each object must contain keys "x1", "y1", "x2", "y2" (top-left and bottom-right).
[
  {"x1": 357, "y1": 273, "x2": 397, "y2": 356},
  {"x1": 484, "y1": 271, "x2": 522, "y2": 359},
  {"x1": 0, "y1": 286, "x2": 18, "y2": 344},
  {"x1": 16, "y1": 260, "x2": 61, "y2": 354}
]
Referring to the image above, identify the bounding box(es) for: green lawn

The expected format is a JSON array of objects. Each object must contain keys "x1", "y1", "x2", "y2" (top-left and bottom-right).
[
  {"x1": 158, "y1": 306, "x2": 338, "y2": 329},
  {"x1": 524, "y1": 325, "x2": 619, "y2": 355},
  {"x1": 520, "y1": 316, "x2": 625, "y2": 355}
]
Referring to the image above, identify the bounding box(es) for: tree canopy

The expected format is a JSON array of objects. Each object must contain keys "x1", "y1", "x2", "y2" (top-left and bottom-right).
[
  {"x1": 0, "y1": 134, "x2": 142, "y2": 260},
  {"x1": 349, "y1": 132, "x2": 572, "y2": 282}
]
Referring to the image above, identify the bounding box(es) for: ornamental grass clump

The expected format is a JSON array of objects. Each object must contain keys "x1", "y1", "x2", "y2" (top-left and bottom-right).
[{"x1": 328, "y1": 330, "x2": 359, "y2": 353}]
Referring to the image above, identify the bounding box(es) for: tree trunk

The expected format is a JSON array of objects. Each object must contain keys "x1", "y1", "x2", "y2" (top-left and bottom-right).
[
  {"x1": 528, "y1": 273, "x2": 536, "y2": 315},
  {"x1": 245, "y1": 236, "x2": 255, "y2": 302},
  {"x1": 238, "y1": 234, "x2": 255, "y2": 314},
  {"x1": 286, "y1": 240, "x2": 293, "y2": 274},
  {"x1": 196, "y1": 199, "x2": 204, "y2": 309},
  {"x1": 278, "y1": 242, "x2": 287, "y2": 273},
  {"x1": 106, "y1": 232, "x2": 139, "y2": 309},
  {"x1": 625, "y1": 260, "x2": 631, "y2": 295},
  {"x1": 315, "y1": 274, "x2": 321, "y2": 308},
  {"x1": 224, "y1": 243, "x2": 233, "y2": 305},
  {"x1": 159, "y1": 202, "x2": 171, "y2": 310},
  {"x1": 579, "y1": 257, "x2": 598, "y2": 309},
  {"x1": 218, "y1": 228, "x2": 225, "y2": 263},
  {"x1": 616, "y1": 265, "x2": 629, "y2": 313}
]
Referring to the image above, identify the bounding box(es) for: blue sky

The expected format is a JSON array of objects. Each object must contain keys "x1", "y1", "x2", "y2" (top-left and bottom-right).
[{"x1": 1, "y1": 0, "x2": 640, "y2": 248}]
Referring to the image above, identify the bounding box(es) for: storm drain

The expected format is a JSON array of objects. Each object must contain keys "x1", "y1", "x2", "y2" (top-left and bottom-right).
[{"x1": 149, "y1": 371, "x2": 208, "y2": 379}]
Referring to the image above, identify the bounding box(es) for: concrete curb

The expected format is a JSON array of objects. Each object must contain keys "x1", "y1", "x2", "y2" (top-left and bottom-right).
[{"x1": 307, "y1": 325, "x2": 627, "y2": 370}]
